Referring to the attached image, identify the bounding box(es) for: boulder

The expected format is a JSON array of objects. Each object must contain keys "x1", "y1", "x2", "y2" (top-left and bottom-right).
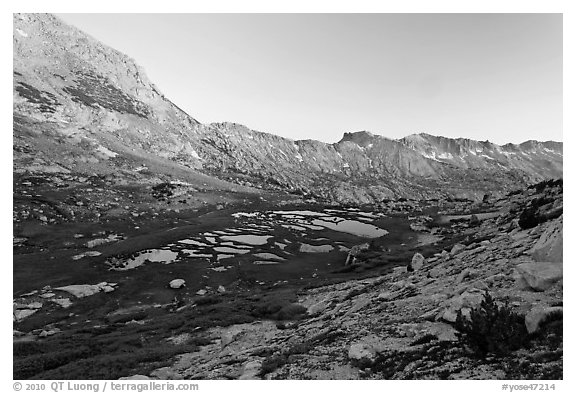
[
  {"x1": 450, "y1": 244, "x2": 466, "y2": 256},
  {"x1": 14, "y1": 309, "x2": 38, "y2": 321},
  {"x1": 418, "y1": 321, "x2": 458, "y2": 342},
  {"x1": 392, "y1": 266, "x2": 408, "y2": 274},
  {"x1": 410, "y1": 253, "x2": 426, "y2": 271},
  {"x1": 307, "y1": 299, "x2": 330, "y2": 316},
  {"x1": 169, "y1": 279, "x2": 186, "y2": 289},
  {"x1": 525, "y1": 306, "x2": 563, "y2": 334},
  {"x1": 531, "y1": 218, "x2": 562, "y2": 263},
  {"x1": 348, "y1": 342, "x2": 378, "y2": 363},
  {"x1": 410, "y1": 223, "x2": 429, "y2": 232},
  {"x1": 455, "y1": 268, "x2": 475, "y2": 284},
  {"x1": 515, "y1": 262, "x2": 563, "y2": 291},
  {"x1": 441, "y1": 289, "x2": 485, "y2": 322},
  {"x1": 54, "y1": 282, "x2": 114, "y2": 298},
  {"x1": 51, "y1": 298, "x2": 72, "y2": 308},
  {"x1": 39, "y1": 328, "x2": 61, "y2": 337},
  {"x1": 238, "y1": 360, "x2": 262, "y2": 380},
  {"x1": 150, "y1": 367, "x2": 183, "y2": 380}
]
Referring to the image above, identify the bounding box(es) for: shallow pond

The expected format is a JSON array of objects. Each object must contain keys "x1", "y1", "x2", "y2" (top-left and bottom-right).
[{"x1": 106, "y1": 207, "x2": 389, "y2": 271}]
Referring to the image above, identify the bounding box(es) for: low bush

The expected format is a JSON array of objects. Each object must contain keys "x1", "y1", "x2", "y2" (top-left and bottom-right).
[
  {"x1": 250, "y1": 290, "x2": 307, "y2": 321},
  {"x1": 259, "y1": 341, "x2": 313, "y2": 376},
  {"x1": 454, "y1": 292, "x2": 528, "y2": 357}
]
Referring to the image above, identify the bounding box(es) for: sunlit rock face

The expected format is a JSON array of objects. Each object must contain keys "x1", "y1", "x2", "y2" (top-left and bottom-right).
[{"x1": 13, "y1": 13, "x2": 561, "y2": 206}]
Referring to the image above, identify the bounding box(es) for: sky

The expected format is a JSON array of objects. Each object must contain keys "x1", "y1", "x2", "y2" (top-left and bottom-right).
[{"x1": 55, "y1": 13, "x2": 562, "y2": 144}]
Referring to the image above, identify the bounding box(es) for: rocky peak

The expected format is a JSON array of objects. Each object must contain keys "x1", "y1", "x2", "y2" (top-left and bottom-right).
[
  {"x1": 13, "y1": 13, "x2": 562, "y2": 206},
  {"x1": 339, "y1": 130, "x2": 387, "y2": 147}
]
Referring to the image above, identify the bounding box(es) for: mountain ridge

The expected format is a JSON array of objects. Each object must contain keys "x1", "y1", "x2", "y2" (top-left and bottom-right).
[{"x1": 13, "y1": 13, "x2": 562, "y2": 205}]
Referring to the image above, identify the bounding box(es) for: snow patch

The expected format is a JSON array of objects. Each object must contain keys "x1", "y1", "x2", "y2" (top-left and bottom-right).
[
  {"x1": 95, "y1": 145, "x2": 118, "y2": 158},
  {"x1": 422, "y1": 152, "x2": 441, "y2": 162},
  {"x1": 543, "y1": 148, "x2": 559, "y2": 154}
]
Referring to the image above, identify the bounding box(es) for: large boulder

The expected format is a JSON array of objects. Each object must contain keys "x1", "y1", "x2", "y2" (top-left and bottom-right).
[
  {"x1": 54, "y1": 282, "x2": 116, "y2": 298},
  {"x1": 238, "y1": 360, "x2": 262, "y2": 380},
  {"x1": 169, "y1": 279, "x2": 186, "y2": 289},
  {"x1": 515, "y1": 262, "x2": 563, "y2": 291},
  {"x1": 307, "y1": 299, "x2": 330, "y2": 316},
  {"x1": 531, "y1": 217, "x2": 562, "y2": 263},
  {"x1": 410, "y1": 253, "x2": 426, "y2": 271},
  {"x1": 525, "y1": 306, "x2": 563, "y2": 334}
]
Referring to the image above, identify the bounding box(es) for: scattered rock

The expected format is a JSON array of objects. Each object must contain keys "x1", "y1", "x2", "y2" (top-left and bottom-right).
[
  {"x1": 14, "y1": 309, "x2": 38, "y2": 321},
  {"x1": 51, "y1": 298, "x2": 73, "y2": 308},
  {"x1": 455, "y1": 268, "x2": 473, "y2": 284},
  {"x1": 85, "y1": 234, "x2": 122, "y2": 248},
  {"x1": 441, "y1": 289, "x2": 485, "y2": 322},
  {"x1": 72, "y1": 251, "x2": 102, "y2": 260},
  {"x1": 238, "y1": 360, "x2": 262, "y2": 380},
  {"x1": 392, "y1": 266, "x2": 408, "y2": 274},
  {"x1": 424, "y1": 322, "x2": 458, "y2": 342},
  {"x1": 348, "y1": 342, "x2": 378, "y2": 363},
  {"x1": 39, "y1": 328, "x2": 61, "y2": 337},
  {"x1": 525, "y1": 306, "x2": 563, "y2": 334},
  {"x1": 150, "y1": 367, "x2": 183, "y2": 380},
  {"x1": 515, "y1": 262, "x2": 563, "y2": 292},
  {"x1": 54, "y1": 282, "x2": 116, "y2": 298},
  {"x1": 410, "y1": 253, "x2": 425, "y2": 271},
  {"x1": 307, "y1": 299, "x2": 330, "y2": 316},
  {"x1": 169, "y1": 279, "x2": 186, "y2": 289},
  {"x1": 450, "y1": 244, "x2": 466, "y2": 256}
]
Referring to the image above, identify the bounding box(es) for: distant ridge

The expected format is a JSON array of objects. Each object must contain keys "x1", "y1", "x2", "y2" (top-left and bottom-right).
[{"x1": 13, "y1": 13, "x2": 562, "y2": 204}]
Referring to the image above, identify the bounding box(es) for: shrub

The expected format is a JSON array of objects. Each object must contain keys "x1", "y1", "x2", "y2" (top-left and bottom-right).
[
  {"x1": 454, "y1": 292, "x2": 528, "y2": 357},
  {"x1": 518, "y1": 206, "x2": 539, "y2": 229},
  {"x1": 518, "y1": 195, "x2": 555, "y2": 229}
]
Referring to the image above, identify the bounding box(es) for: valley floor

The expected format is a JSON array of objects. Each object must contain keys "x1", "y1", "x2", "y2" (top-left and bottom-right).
[{"x1": 13, "y1": 178, "x2": 563, "y2": 380}]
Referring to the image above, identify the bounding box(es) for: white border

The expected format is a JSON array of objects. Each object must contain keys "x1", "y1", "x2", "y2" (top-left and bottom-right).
[{"x1": 3, "y1": 1, "x2": 573, "y2": 391}]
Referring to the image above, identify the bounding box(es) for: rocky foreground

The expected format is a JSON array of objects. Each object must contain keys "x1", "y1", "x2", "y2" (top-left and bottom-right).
[{"x1": 115, "y1": 180, "x2": 562, "y2": 381}]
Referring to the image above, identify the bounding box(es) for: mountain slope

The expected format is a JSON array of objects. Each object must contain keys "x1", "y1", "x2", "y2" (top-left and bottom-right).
[
  {"x1": 13, "y1": 13, "x2": 562, "y2": 205},
  {"x1": 399, "y1": 133, "x2": 562, "y2": 181}
]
